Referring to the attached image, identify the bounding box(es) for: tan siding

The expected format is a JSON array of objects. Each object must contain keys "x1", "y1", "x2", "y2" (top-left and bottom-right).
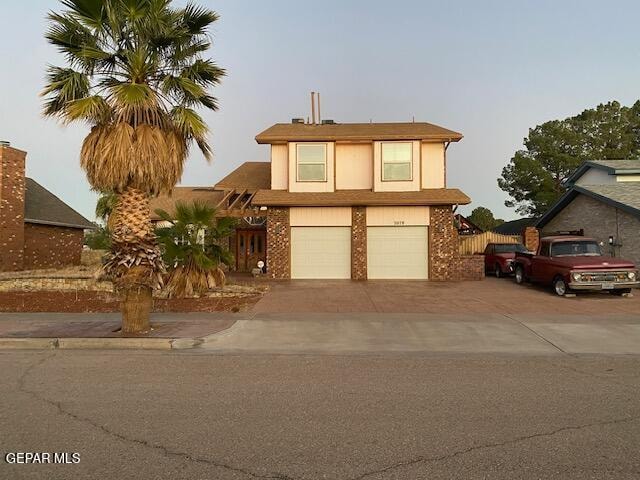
[
  {"x1": 373, "y1": 140, "x2": 421, "y2": 192},
  {"x1": 366, "y1": 206, "x2": 429, "y2": 226},
  {"x1": 288, "y1": 142, "x2": 335, "y2": 192},
  {"x1": 270, "y1": 144, "x2": 288, "y2": 190},
  {"x1": 335, "y1": 144, "x2": 373, "y2": 190},
  {"x1": 421, "y1": 142, "x2": 445, "y2": 189},
  {"x1": 289, "y1": 207, "x2": 352, "y2": 226},
  {"x1": 617, "y1": 174, "x2": 640, "y2": 182}
]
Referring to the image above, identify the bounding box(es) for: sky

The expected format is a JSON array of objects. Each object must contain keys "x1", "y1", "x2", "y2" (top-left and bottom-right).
[{"x1": 1, "y1": 0, "x2": 640, "y2": 221}]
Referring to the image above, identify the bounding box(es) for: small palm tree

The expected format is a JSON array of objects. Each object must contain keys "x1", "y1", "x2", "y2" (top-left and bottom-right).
[
  {"x1": 155, "y1": 201, "x2": 235, "y2": 298},
  {"x1": 95, "y1": 191, "x2": 119, "y2": 230},
  {"x1": 42, "y1": 0, "x2": 225, "y2": 332}
]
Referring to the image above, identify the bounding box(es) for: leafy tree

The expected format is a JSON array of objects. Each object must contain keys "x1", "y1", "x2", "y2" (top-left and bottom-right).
[
  {"x1": 467, "y1": 206, "x2": 504, "y2": 232},
  {"x1": 498, "y1": 101, "x2": 640, "y2": 216},
  {"x1": 42, "y1": 0, "x2": 225, "y2": 333},
  {"x1": 85, "y1": 226, "x2": 111, "y2": 250},
  {"x1": 155, "y1": 201, "x2": 235, "y2": 298}
]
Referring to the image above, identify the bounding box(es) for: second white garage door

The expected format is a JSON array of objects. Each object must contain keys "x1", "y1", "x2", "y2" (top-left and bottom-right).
[
  {"x1": 367, "y1": 226, "x2": 428, "y2": 279},
  {"x1": 291, "y1": 227, "x2": 351, "y2": 279}
]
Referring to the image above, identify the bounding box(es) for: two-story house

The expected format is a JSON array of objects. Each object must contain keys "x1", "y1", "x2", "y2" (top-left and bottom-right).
[{"x1": 151, "y1": 119, "x2": 484, "y2": 280}]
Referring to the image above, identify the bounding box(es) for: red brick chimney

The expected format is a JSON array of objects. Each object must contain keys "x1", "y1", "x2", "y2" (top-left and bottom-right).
[{"x1": 0, "y1": 142, "x2": 26, "y2": 271}]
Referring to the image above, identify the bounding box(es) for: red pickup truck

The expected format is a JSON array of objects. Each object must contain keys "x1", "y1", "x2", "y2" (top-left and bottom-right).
[{"x1": 513, "y1": 236, "x2": 639, "y2": 296}]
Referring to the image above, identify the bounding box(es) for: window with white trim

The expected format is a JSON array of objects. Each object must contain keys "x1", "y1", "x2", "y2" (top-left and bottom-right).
[
  {"x1": 381, "y1": 142, "x2": 412, "y2": 181},
  {"x1": 296, "y1": 143, "x2": 327, "y2": 182}
]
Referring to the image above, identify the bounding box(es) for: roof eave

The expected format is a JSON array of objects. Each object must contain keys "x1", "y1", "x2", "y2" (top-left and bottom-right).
[{"x1": 25, "y1": 218, "x2": 96, "y2": 230}]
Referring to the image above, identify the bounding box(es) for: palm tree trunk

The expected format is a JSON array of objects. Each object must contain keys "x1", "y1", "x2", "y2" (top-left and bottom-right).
[{"x1": 109, "y1": 186, "x2": 163, "y2": 334}]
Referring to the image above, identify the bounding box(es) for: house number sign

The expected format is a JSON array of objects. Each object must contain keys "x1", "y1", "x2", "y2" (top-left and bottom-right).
[{"x1": 393, "y1": 220, "x2": 405, "y2": 226}]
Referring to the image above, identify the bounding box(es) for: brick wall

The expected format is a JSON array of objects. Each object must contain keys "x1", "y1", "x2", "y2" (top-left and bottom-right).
[
  {"x1": 0, "y1": 145, "x2": 26, "y2": 271},
  {"x1": 543, "y1": 193, "x2": 640, "y2": 266},
  {"x1": 266, "y1": 207, "x2": 290, "y2": 279},
  {"x1": 523, "y1": 226, "x2": 540, "y2": 253},
  {"x1": 429, "y1": 206, "x2": 484, "y2": 281},
  {"x1": 23, "y1": 223, "x2": 84, "y2": 270},
  {"x1": 351, "y1": 207, "x2": 367, "y2": 280}
]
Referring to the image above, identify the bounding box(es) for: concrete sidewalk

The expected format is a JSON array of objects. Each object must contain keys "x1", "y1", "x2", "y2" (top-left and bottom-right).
[
  {"x1": 200, "y1": 312, "x2": 640, "y2": 355},
  {"x1": 0, "y1": 312, "x2": 238, "y2": 350}
]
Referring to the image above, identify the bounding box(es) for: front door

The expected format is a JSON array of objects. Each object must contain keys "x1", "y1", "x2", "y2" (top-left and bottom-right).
[{"x1": 236, "y1": 230, "x2": 266, "y2": 272}]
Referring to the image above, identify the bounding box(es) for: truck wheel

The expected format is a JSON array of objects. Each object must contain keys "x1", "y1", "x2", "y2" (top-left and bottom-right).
[
  {"x1": 553, "y1": 276, "x2": 568, "y2": 296},
  {"x1": 494, "y1": 264, "x2": 502, "y2": 278},
  {"x1": 514, "y1": 265, "x2": 525, "y2": 284}
]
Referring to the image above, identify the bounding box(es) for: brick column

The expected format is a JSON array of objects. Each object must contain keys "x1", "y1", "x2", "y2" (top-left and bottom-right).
[
  {"x1": 351, "y1": 206, "x2": 367, "y2": 280},
  {"x1": 429, "y1": 206, "x2": 459, "y2": 281},
  {"x1": 266, "y1": 207, "x2": 290, "y2": 279},
  {"x1": 523, "y1": 226, "x2": 539, "y2": 253},
  {"x1": 0, "y1": 145, "x2": 26, "y2": 271}
]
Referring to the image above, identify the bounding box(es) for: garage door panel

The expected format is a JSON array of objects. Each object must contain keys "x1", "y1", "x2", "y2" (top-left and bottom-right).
[
  {"x1": 291, "y1": 227, "x2": 351, "y2": 279},
  {"x1": 367, "y1": 226, "x2": 428, "y2": 279}
]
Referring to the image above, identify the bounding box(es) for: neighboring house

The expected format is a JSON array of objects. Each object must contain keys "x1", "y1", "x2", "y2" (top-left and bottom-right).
[
  {"x1": 492, "y1": 217, "x2": 538, "y2": 236},
  {"x1": 151, "y1": 119, "x2": 483, "y2": 280},
  {"x1": 536, "y1": 159, "x2": 640, "y2": 265},
  {"x1": 0, "y1": 143, "x2": 95, "y2": 272},
  {"x1": 454, "y1": 213, "x2": 483, "y2": 236}
]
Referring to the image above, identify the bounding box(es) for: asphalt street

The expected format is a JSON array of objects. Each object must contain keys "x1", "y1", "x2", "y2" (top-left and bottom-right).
[{"x1": 1, "y1": 350, "x2": 639, "y2": 479}]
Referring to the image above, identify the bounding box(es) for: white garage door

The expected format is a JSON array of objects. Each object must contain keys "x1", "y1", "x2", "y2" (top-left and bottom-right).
[
  {"x1": 291, "y1": 227, "x2": 351, "y2": 279},
  {"x1": 367, "y1": 226, "x2": 428, "y2": 279}
]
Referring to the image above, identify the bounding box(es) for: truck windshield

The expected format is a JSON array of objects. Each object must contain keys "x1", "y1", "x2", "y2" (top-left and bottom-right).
[
  {"x1": 494, "y1": 244, "x2": 528, "y2": 253},
  {"x1": 551, "y1": 241, "x2": 601, "y2": 257}
]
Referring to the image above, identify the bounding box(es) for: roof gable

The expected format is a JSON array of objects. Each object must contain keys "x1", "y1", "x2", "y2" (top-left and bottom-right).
[
  {"x1": 255, "y1": 122, "x2": 463, "y2": 144},
  {"x1": 536, "y1": 183, "x2": 640, "y2": 228},
  {"x1": 565, "y1": 159, "x2": 640, "y2": 186},
  {"x1": 24, "y1": 178, "x2": 95, "y2": 229}
]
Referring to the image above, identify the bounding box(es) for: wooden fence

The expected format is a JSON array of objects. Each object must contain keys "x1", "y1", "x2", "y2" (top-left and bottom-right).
[{"x1": 459, "y1": 232, "x2": 522, "y2": 255}]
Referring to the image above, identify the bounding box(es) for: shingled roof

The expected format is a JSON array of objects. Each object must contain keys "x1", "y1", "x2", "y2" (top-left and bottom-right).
[
  {"x1": 252, "y1": 188, "x2": 470, "y2": 207},
  {"x1": 255, "y1": 122, "x2": 463, "y2": 144},
  {"x1": 24, "y1": 178, "x2": 95, "y2": 229},
  {"x1": 565, "y1": 159, "x2": 640, "y2": 185},
  {"x1": 214, "y1": 162, "x2": 270, "y2": 192},
  {"x1": 537, "y1": 183, "x2": 640, "y2": 228},
  {"x1": 149, "y1": 187, "x2": 225, "y2": 220}
]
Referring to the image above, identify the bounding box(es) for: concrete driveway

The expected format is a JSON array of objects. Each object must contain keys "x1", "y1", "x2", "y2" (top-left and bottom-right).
[
  {"x1": 253, "y1": 277, "x2": 640, "y2": 314},
  {"x1": 197, "y1": 278, "x2": 640, "y2": 355}
]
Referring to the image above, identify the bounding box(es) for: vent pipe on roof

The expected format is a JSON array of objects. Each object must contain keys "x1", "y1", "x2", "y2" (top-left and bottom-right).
[
  {"x1": 310, "y1": 91, "x2": 316, "y2": 125},
  {"x1": 317, "y1": 92, "x2": 321, "y2": 123}
]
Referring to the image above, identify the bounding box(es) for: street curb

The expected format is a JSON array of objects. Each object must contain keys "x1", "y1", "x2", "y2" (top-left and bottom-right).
[{"x1": 0, "y1": 337, "x2": 201, "y2": 350}]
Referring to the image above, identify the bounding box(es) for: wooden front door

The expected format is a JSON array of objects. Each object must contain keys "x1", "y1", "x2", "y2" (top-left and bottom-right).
[{"x1": 236, "y1": 230, "x2": 266, "y2": 272}]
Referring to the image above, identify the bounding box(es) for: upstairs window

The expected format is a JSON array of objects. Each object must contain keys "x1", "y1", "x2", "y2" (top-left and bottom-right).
[
  {"x1": 297, "y1": 143, "x2": 327, "y2": 182},
  {"x1": 382, "y1": 142, "x2": 412, "y2": 181}
]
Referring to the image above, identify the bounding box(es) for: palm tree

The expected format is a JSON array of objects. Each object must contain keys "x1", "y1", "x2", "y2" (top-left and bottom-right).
[
  {"x1": 155, "y1": 201, "x2": 235, "y2": 298},
  {"x1": 42, "y1": 0, "x2": 225, "y2": 333},
  {"x1": 95, "y1": 191, "x2": 118, "y2": 230}
]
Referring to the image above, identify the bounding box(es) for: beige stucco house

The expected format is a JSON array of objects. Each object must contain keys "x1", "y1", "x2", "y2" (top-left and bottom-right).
[{"x1": 151, "y1": 119, "x2": 484, "y2": 280}]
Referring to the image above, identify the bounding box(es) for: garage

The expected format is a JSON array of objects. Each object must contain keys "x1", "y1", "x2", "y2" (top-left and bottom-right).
[
  {"x1": 367, "y1": 226, "x2": 429, "y2": 279},
  {"x1": 291, "y1": 227, "x2": 351, "y2": 279}
]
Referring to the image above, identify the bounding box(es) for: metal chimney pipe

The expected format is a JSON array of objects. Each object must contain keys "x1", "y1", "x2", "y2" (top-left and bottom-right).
[
  {"x1": 317, "y1": 92, "x2": 321, "y2": 124},
  {"x1": 311, "y1": 92, "x2": 316, "y2": 124}
]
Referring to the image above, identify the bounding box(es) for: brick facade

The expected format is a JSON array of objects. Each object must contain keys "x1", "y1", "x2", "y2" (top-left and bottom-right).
[
  {"x1": 428, "y1": 205, "x2": 484, "y2": 281},
  {"x1": 0, "y1": 145, "x2": 26, "y2": 271},
  {"x1": 351, "y1": 207, "x2": 367, "y2": 280},
  {"x1": 543, "y1": 193, "x2": 640, "y2": 266},
  {"x1": 266, "y1": 207, "x2": 290, "y2": 279},
  {"x1": 23, "y1": 224, "x2": 84, "y2": 269},
  {"x1": 523, "y1": 226, "x2": 540, "y2": 253}
]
